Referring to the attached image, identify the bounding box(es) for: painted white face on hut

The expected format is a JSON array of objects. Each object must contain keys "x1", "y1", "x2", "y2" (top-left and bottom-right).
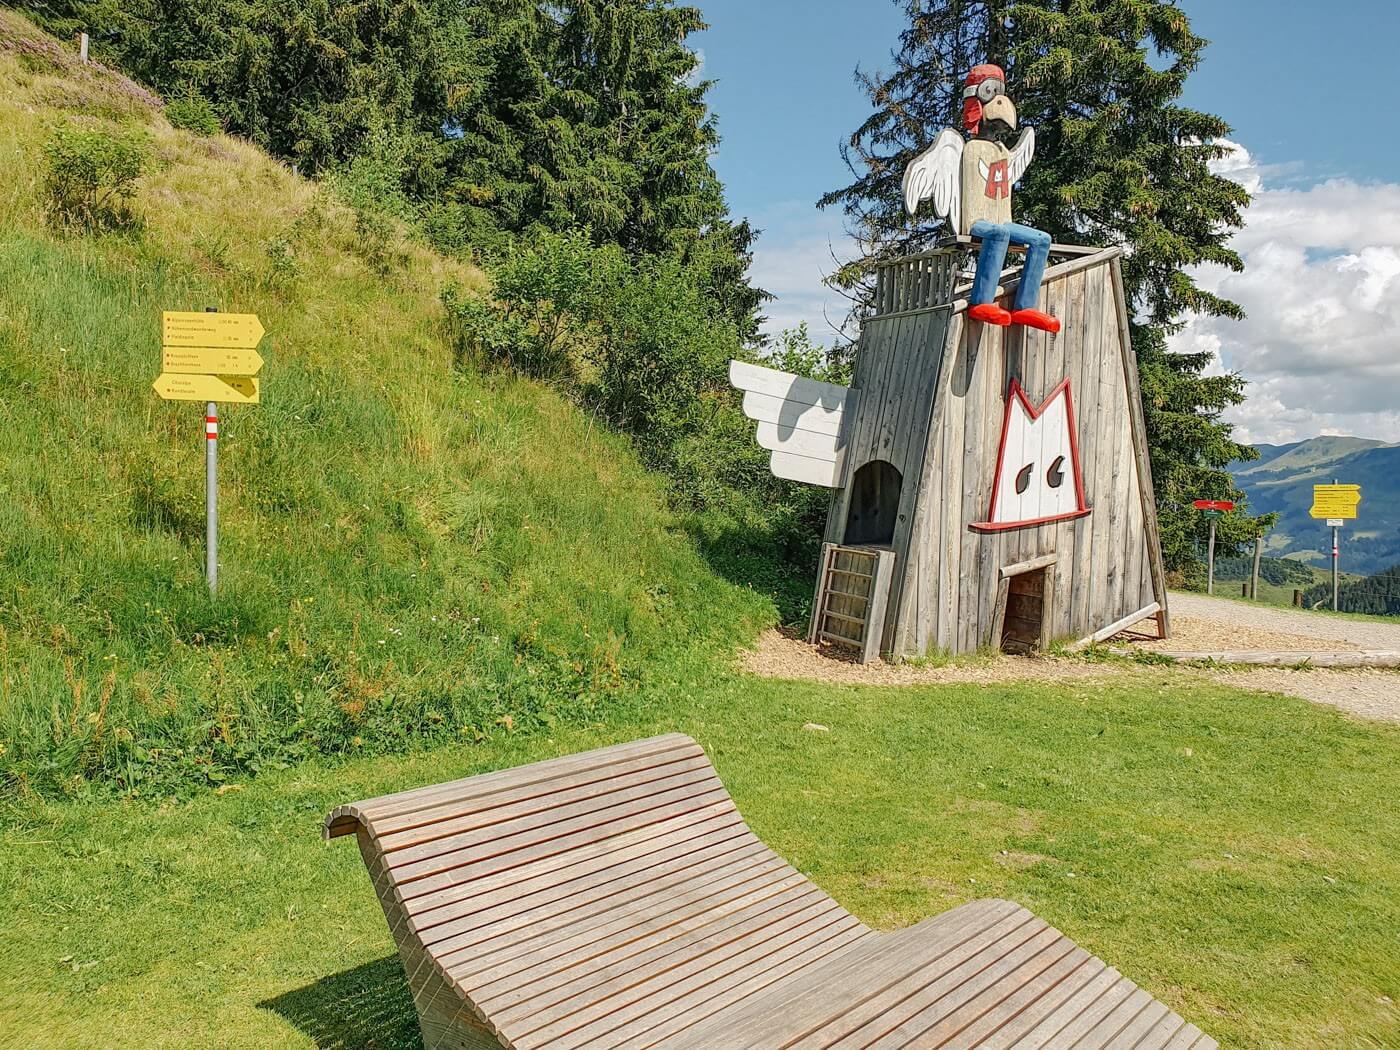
[{"x1": 972, "y1": 379, "x2": 1091, "y2": 532}]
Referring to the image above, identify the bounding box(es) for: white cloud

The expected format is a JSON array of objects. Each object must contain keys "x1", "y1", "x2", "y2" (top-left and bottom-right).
[
  {"x1": 1172, "y1": 140, "x2": 1400, "y2": 444},
  {"x1": 747, "y1": 202, "x2": 860, "y2": 345}
]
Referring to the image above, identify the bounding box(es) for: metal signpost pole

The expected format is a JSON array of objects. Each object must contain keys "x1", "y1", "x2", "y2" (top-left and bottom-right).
[
  {"x1": 1332, "y1": 525, "x2": 1340, "y2": 612},
  {"x1": 1207, "y1": 517, "x2": 1216, "y2": 596},
  {"x1": 205, "y1": 307, "x2": 218, "y2": 597},
  {"x1": 206, "y1": 401, "x2": 218, "y2": 595}
]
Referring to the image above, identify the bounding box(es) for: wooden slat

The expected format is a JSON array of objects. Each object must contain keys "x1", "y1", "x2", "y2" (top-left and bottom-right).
[
  {"x1": 394, "y1": 790, "x2": 737, "y2": 904},
  {"x1": 414, "y1": 820, "x2": 757, "y2": 948},
  {"x1": 441, "y1": 850, "x2": 789, "y2": 976},
  {"x1": 667, "y1": 900, "x2": 1024, "y2": 1046},
  {"x1": 507, "y1": 894, "x2": 850, "y2": 1047},
  {"x1": 325, "y1": 734, "x2": 697, "y2": 837},
  {"x1": 402, "y1": 803, "x2": 739, "y2": 920},
  {"x1": 608, "y1": 923, "x2": 871, "y2": 1048},
  {"x1": 377, "y1": 750, "x2": 717, "y2": 856}
]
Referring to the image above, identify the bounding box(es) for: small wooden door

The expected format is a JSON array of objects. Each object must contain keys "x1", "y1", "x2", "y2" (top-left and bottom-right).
[{"x1": 1000, "y1": 567, "x2": 1048, "y2": 654}]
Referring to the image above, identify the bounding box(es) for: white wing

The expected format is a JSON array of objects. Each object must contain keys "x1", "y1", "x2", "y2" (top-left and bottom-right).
[
  {"x1": 729, "y1": 360, "x2": 856, "y2": 488},
  {"x1": 1007, "y1": 127, "x2": 1035, "y2": 186},
  {"x1": 902, "y1": 128, "x2": 963, "y2": 232}
]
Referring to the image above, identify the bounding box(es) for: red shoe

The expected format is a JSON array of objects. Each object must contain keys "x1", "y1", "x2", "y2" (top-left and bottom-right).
[
  {"x1": 968, "y1": 303, "x2": 1012, "y2": 326},
  {"x1": 1010, "y1": 308, "x2": 1061, "y2": 333}
]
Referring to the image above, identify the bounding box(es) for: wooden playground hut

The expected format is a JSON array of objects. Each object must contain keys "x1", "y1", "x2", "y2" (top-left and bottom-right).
[{"x1": 799, "y1": 240, "x2": 1170, "y2": 661}]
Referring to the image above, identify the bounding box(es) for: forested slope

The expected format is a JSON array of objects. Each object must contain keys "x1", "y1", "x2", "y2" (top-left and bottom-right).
[{"x1": 0, "y1": 12, "x2": 772, "y2": 797}]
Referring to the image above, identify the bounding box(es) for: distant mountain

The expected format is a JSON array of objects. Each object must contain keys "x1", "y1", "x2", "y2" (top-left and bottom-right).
[{"x1": 1228, "y1": 436, "x2": 1400, "y2": 577}]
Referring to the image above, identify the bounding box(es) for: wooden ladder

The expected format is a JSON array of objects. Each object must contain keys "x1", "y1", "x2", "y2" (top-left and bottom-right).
[{"x1": 808, "y1": 543, "x2": 897, "y2": 664}]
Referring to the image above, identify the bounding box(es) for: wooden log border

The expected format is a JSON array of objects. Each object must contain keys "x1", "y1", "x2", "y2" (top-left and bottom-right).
[
  {"x1": 1112, "y1": 649, "x2": 1400, "y2": 668},
  {"x1": 1068, "y1": 601, "x2": 1162, "y2": 650}
]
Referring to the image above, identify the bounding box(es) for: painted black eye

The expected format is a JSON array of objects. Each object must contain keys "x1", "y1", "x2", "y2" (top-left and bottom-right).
[
  {"x1": 1046, "y1": 456, "x2": 1065, "y2": 489},
  {"x1": 1015, "y1": 463, "x2": 1033, "y2": 495}
]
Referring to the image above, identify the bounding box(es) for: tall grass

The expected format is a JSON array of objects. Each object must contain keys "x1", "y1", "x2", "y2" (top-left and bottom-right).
[{"x1": 0, "y1": 13, "x2": 772, "y2": 797}]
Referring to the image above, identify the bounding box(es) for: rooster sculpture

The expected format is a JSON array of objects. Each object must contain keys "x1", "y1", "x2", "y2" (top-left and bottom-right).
[{"x1": 902, "y1": 63, "x2": 1060, "y2": 333}]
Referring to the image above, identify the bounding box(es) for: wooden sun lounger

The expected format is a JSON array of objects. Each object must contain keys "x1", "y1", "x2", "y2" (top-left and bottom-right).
[{"x1": 325, "y1": 733, "x2": 1216, "y2": 1049}]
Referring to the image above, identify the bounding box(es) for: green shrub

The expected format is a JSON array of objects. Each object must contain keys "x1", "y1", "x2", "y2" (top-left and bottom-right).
[
  {"x1": 41, "y1": 120, "x2": 149, "y2": 231},
  {"x1": 261, "y1": 235, "x2": 300, "y2": 290},
  {"x1": 446, "y1": 230, "x2": 845, "y2": 623},
  {"x1": 164, "y1": 92, "x2": 221, "y2": 135}
]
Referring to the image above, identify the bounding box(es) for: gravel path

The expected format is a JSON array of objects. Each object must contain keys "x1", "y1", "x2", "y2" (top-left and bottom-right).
[
  {"x1": 743, "y1": 593, "x2": 1400, "y2": 725},
  {"x1": 741, "y1": 629, "x2": 1119, "y2": 687},
  {"x1": 1164, "y1": 592, "x2": 1400, "y2": 650},
  {"x1": 1214, "y1": 667, "x2": 1400, "y2": 725}
]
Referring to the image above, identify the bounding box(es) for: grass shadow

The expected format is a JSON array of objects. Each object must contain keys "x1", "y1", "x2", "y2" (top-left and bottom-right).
[
  {"x1": 259, "y1": 954, "x2": 420, "y2": 1050},
  {"x1": 684, "y1": 514, "x2": 822, "y2": 627}
]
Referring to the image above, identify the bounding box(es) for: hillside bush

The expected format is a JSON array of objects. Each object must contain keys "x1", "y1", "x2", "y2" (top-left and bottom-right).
[
  {"x1": 164, "y1": 92, "x2": 220, "y2": 135},
  {"x1": 41, "y1": 120, "x2": 149, "y2": 231},
  {"x1": 447, "y1": 231, "x2": 840, "y2": 621}
]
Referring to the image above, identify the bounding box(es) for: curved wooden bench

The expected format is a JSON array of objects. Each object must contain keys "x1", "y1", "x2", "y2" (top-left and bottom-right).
[{"x1": 326, "y1": 733, "x2": 1215, "y2": 1049}]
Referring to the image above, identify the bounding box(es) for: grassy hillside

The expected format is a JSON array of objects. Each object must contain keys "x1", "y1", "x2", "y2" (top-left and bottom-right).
[{"x1": 0, "y1": 13, "x2": 771, "y2": 797}]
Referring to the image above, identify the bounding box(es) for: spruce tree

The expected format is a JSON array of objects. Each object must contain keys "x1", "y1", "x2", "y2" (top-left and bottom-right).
[{"x1": 821, "y1": 0, "x2": 1263, "y2": 573}]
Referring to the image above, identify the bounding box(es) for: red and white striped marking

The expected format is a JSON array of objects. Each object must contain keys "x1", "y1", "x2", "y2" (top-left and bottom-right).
[{"x1": 206, "y1": 414, "x2": 218, "y2": 440}]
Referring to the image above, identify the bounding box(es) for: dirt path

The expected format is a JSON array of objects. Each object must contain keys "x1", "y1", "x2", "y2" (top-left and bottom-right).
[
  {"x1": 1214, "y1": 667, "x2": 1400, "y2": 725},
  {"x1": 1162, "y1": 592, "x2": 1400, "y2": 650},
  {"x1": 742, "y1": 620, "x2": 1400, "y2": 726},
  {"x1": 741, "y1": 629, "x2": 1118, "y2": 687}
]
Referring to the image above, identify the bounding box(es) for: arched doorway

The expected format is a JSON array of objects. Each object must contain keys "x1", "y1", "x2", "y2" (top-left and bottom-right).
[{"x1": 844, "y1": 460, "x2": 902, "y2": 546}]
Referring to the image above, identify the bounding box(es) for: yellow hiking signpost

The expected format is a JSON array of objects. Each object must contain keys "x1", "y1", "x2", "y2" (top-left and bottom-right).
[
  {"x1": 1310, "y1": 483, "x2": 1362, "y2": 612},
  {"x1": 1309, "y1": 483, "x2": 1361, "y2": 520},
  {"x1": 151, "y1": 372, "x2": 260, "y2": 403},
  {"x1": 161, "y1": 310, "x2": 266, "y2": 349},
  {"x1": 161, "y1": 346, "x2": 264, "y2": 376},
  {"x1": 152, "y1": 308, "x2": 266, "y2": 596}
]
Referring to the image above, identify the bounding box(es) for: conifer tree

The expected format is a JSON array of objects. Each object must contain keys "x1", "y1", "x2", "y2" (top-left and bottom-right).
[{"x1": 821, "y1": 0, "x2": 1263, "y2": 573}]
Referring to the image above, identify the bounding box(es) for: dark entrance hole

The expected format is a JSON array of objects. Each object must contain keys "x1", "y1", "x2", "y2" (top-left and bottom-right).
[
  {"x1": 844, "y1": 460, "x2": 902, "y2": 547},
  {"x1": 1001, "y1": 567, "x2": 1047, "y2": 654}
]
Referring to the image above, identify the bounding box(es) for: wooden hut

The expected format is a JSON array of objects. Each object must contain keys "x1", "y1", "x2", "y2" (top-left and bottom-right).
[{"x1": 733, "y1": 241, "x2": 1170, "y2": 661}]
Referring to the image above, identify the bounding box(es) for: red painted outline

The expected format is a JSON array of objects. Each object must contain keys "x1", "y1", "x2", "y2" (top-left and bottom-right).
[{"x1": 970, "y1": 376, "x2": 1091, "y2": 533}]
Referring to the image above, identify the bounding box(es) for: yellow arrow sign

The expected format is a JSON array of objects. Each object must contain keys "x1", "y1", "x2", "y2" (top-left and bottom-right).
[
  {"x1": 161, "y1": 346, "x2": 264, "y2": 376},
  {"x1": 1310, "y1": 483, "x2": 1361, "y2": 520},
  {"x1": 162, "y1": 311, "x2": 265, "y2": 349},
  {"x1": 152, "y1": 373, "x2": 260, "y2": 404}
]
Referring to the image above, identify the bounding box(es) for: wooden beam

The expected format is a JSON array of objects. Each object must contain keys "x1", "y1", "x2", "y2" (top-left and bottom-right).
[
  {"x1": 999, "y1": 553, "x2": 1058, "y2": 579},
  {"x1": 862, "y1": 549, "x2": 897, "y2": 665},
  {"x1": 807, "y1": 543, "x2": 835, "y2": 645},
  {"x1": 1108, "y1": 255, "x2": 1172, "y2": 639},
  {"x1": 1117, "y1": 649, "x2": 1400, "y2": 668},
  {"x1": 1068, "y1": 602, "x2": 1162, "y2": 650}
]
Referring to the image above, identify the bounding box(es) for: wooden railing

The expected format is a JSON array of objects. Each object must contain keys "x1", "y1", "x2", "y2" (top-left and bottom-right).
[
  {"x1": 872, "y1": 239, "x2": 1105, "y2": 318},
  {"x1": 872, "y1": 249, "x2": 960, "y2": 317}
]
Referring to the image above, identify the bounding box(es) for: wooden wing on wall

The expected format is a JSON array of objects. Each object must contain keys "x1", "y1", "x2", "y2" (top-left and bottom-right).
[{"x1": 729, "y1": 360, "x2": 856, "y2": 488}]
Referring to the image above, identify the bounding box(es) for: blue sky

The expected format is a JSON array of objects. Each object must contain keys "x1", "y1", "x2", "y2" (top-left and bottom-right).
[{"x1": 694, "y1": 0, "x2": 1400, "y2": 443}]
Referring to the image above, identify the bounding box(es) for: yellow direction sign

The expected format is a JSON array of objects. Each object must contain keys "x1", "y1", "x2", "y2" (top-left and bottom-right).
[
  {"x1": 1310, "y1": 483, "x2": 1361, "y2": 520},
  {"x1": 162, "y1": 311, "x2": 265, "y2": 349},
  {"x1": 152, "y1": 373, "x2": 260, "y2": 404},
  {"x1": 161, "y1": 346, "x2": 264, "y2": 376}
]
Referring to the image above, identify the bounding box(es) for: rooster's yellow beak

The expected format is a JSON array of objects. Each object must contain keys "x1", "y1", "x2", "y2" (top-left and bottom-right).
[{"x1": 983, "y1": 94, "x2": 1017, "y2": 131}]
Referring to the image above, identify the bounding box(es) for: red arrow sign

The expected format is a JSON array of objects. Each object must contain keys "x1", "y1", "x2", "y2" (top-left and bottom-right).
[{"x1": 1193, "y1": 499, "x2": 1235, "y2": 512}]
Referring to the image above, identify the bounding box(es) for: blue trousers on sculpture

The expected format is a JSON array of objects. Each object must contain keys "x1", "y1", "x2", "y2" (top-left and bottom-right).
[{"x1": 969, "y1": 219, "x2": 1052, "y2": 312}]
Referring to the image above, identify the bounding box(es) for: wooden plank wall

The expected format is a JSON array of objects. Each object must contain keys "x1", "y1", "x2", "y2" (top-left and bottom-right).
[
  {"x1": 822, "y1": 307, "x2": 950, "y2": 651},
  {"x1": 880, "y1": 252, "x2": 1159, "y2": 657}
]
